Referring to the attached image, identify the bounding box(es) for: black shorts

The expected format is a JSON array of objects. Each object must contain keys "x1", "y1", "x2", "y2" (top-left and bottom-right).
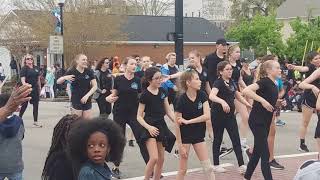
[
  {"x1": 138, "y1": 117, "x2": 176, "y2": 153},
  {"x1": 182, "y1": 137, "x2": 205, "y2": 144},
  {"x1": 180, "y1": 123, "x2": 206, "y2": 144},
  {"x1": 302, "y1": 92, "x2": 316, "y2": 109},
  {"x1": 72, "y1": 102, "x2": 92, "y2": 111}
]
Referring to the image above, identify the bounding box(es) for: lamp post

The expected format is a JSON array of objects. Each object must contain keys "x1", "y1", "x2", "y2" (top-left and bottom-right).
[
  {"x1": 175, "y1": 0, "x2": 184, "y2": 69},
  {"x1": 58, "y1": 0, "x2": 65, "y2": 70}
]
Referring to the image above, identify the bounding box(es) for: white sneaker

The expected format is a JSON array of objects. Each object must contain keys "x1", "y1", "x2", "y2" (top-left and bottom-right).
[
  {"x1": 238, "y1": 165, "x2": 247, "y2": 175},
  {"x1": 213, "y1": 165, "x2": 227, "y2": 173}
]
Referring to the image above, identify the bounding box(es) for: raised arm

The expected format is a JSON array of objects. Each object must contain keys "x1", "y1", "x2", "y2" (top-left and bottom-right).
[
  {"x1": 299, "y1": 69, "x2": 320, "y2": 90},
  {"x1": 243, "y1": 83, "x2": 273, "y2": 112},
  {"x1": 235, "y1": 91, "x2": 251, "y2": 108},
  {"x1": 287, "y1": 64, "x2": 309, "y2": 73},
  {"x1": 182, "y1": 101, "x2": 210, "y2": 124},
  {"x1": 209, "y1": 87, "x2": 230, "y2": 113}
]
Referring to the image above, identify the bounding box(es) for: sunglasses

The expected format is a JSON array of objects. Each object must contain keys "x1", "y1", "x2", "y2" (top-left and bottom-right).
[{"x1": 26, "y1": 58, "x2": 33, "y2": 60}]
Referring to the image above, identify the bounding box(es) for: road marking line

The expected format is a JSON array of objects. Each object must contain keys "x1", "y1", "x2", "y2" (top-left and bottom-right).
[
  {"x1": 275, "y1": 152, "x2": 318, "y2": 159},
  {"x1": 123, "y1": 152, "x2": 318, "y2": 180},
  {"x1": 123, "y1": 163, "x2": 233, "y2": 180}
]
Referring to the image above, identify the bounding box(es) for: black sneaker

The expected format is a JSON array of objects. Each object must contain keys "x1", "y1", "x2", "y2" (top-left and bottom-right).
[
  {"x1": 128, "y1": 140, "x2": 135, "y2": 147},
  {"x1": 269, "y1": 159, "x2": 284, "y2": 170},
  {"x1": 112, "y1": 167, "x2": 122, "y2": 179},
  {"x1": 299, "y1": 144, "x2": 310, "y2": 152},
  {"x1": 245, "y1": 148, "x2": 252, "y2": 161},
  {"x1": 173, "y1": 149, "x2": 179, "y2": 158},
  {"x1": 219, "y1": 147, "x2": 233, "y2": 158}
]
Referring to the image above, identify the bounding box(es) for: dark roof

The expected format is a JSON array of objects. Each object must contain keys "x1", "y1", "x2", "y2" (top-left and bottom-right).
[
  {"x1": 277, "y1": 0, "x2": 320, "y2": 19},
  {"x1": 3, "y1": 10, "x2": 225, "y2": 43},
  {"x1": 122, "y1": 15, "x2": 225, "y2": 42}
]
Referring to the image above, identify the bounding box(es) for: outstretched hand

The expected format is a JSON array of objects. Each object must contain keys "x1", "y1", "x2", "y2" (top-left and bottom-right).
[{"x1": 5, "y1": 84, "x2": 32, "y2": 113}]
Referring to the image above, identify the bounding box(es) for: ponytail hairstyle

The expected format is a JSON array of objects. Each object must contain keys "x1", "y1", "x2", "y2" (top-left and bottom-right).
[
  {"x1": 227, "y1": 44, "x2": 240, "y2": 59},
  {"x1": 178, "y1": 68, "x2": 198, "y2": 93},
  {"x1": 216, "y1": 61, "x2": 230, "y2": 77},
  {"x1": 255, "y1": 54, "x2": 276, "y2": 81},
  {"x1": 306, "y1": 51, "x2": 319, "y2": 65},
  {"x1": 141, "y1": 67, "x2": 160, "y2": 90},
  {"x1": 256, "y1": 60, "x2": 276, "y2": 81}
]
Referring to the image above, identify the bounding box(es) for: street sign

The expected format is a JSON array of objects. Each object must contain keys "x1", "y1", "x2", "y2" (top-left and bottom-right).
[{"x1": 49, "y1": 35, "x2": 63, "y2": 54}]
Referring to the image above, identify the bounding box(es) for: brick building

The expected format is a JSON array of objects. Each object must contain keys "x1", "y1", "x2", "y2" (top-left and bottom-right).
[{"x1": 0, "y1": 11, "x2": 226, "y2": 70}]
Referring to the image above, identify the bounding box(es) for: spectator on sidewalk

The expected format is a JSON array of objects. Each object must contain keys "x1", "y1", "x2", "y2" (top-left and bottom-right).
[
  {"x1": 10, "y1": 58, "x2": 18, "y2": 77},
  {"x1": 46, "y1": 67, "x2": 55, "y2": 99}
]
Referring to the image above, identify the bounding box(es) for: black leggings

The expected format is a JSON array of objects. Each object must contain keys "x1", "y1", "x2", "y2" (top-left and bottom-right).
[
  {"x1": 113, "y1": 113, "x2": 149, "y2": 166},
  {"x1": 244, "y1": 121, "x2": 272, "y2": 180},
  {"x1": 96, "y1": 95, "x2": 111, "y2": 116},
  {"x1": 19, "y1": 100, "x2": 39, "y2": 122},
  {"x1": 212, "y1": 114, "x2": 244, "y2": 166}
]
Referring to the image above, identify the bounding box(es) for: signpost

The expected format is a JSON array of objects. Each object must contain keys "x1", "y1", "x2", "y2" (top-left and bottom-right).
[{"x1": 49, "y1": 35, "x2": 63, "y2": 54}]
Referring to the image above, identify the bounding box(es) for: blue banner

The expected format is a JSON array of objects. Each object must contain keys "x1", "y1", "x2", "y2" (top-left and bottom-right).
[{"x1": 51, "y1": 7, "x2": 61, "y2": 33}]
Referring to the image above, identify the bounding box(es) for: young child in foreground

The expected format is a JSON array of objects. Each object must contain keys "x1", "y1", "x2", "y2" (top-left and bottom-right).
[{"x1": 68, "y1": 117, "x2": 126, "y2": 180}]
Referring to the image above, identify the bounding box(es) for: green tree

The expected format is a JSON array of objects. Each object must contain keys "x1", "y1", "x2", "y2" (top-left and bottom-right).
[
  {"x1": 226, "y1": 15, "x2": 285, "y2": 57},
  {"x1": 285, "y1": 17, "x2": 320, "y2": 63},
  {"x1": 230, "y1": 0, "x2": 286, "y2": 21}
]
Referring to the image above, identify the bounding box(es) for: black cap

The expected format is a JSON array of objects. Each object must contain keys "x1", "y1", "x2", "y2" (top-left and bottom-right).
[{"x1": 216, "y1": 38, "x2": 229, "y2": 46}]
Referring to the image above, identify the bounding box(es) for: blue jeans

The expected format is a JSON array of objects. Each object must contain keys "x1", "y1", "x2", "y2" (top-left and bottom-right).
[{"x1": 0, "y1": 172, "x2": 23, "y2": 180}]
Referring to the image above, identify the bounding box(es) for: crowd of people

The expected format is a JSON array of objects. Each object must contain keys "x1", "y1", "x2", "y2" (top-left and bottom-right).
[{"x1": 1, "y1": 37, "x2": 320, "y2": 180}]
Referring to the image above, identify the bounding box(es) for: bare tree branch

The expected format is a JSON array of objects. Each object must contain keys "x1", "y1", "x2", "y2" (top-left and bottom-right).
[
  {"x1": 1, "y1": 0, "x2": 128, "y2": 66},
  {"x1": 126, "y1": 0, "x2": 173, "y2": 16}
]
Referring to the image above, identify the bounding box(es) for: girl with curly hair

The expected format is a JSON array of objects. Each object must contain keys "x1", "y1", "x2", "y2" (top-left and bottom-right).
[{"x1": 67, "y1": 117, "x2": 126, "y2": 180}]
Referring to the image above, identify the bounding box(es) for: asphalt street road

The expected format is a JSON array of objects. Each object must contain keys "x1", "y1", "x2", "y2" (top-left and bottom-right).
[{"x1": 18, "y1": 101, "x2": 318, "y2": 179}]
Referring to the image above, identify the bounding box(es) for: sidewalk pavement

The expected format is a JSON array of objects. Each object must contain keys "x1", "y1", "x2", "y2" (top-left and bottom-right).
[{"x1": 124, "y1": 152, "x2": 318, "y2": 180}]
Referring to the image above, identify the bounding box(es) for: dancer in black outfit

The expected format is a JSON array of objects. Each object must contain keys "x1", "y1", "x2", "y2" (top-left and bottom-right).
[
  {"x1": 209, "y1": 61, "x2": 250, "y2": 174},
  {"x1": 57, "y1": 54, "x2": 97, "y2": 119},
  {"x1": 288, "y1": 51, "x2": 320, "y2": 152},
  {"x1": 175, "y1": 69, "x2": 215, "y2": 180},
  {"x1": 299, "y1": 63, "x2": 320, "y2": 158},
  {"x1": 93, "y1": 57, "x2": 113, "y2": 117},
  {"x1": 19, "y1": 54, "x2": 42, "y2": 127},
  {"x1": 243, "y1": 60, "x2": 282, "y2": 180},
  {"x1": 137, "y1": 67, "x2": 175, "y2": 180},
  {"x1": 106, "y1": 57, "x2": 149, "y2": 178},
  {"x1": 187, "y1": 50, "x2": 213, "y2": 141}
]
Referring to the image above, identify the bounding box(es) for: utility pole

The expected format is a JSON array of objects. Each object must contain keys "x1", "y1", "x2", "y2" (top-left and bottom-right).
[{"x1": 175, "y1": 0, "x2": 184, "y2": 69}]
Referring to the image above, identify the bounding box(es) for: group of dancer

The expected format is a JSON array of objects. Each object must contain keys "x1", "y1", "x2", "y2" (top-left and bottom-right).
[{"x1": 11, "y1": 38, "x2": 320, "y2": 180}]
